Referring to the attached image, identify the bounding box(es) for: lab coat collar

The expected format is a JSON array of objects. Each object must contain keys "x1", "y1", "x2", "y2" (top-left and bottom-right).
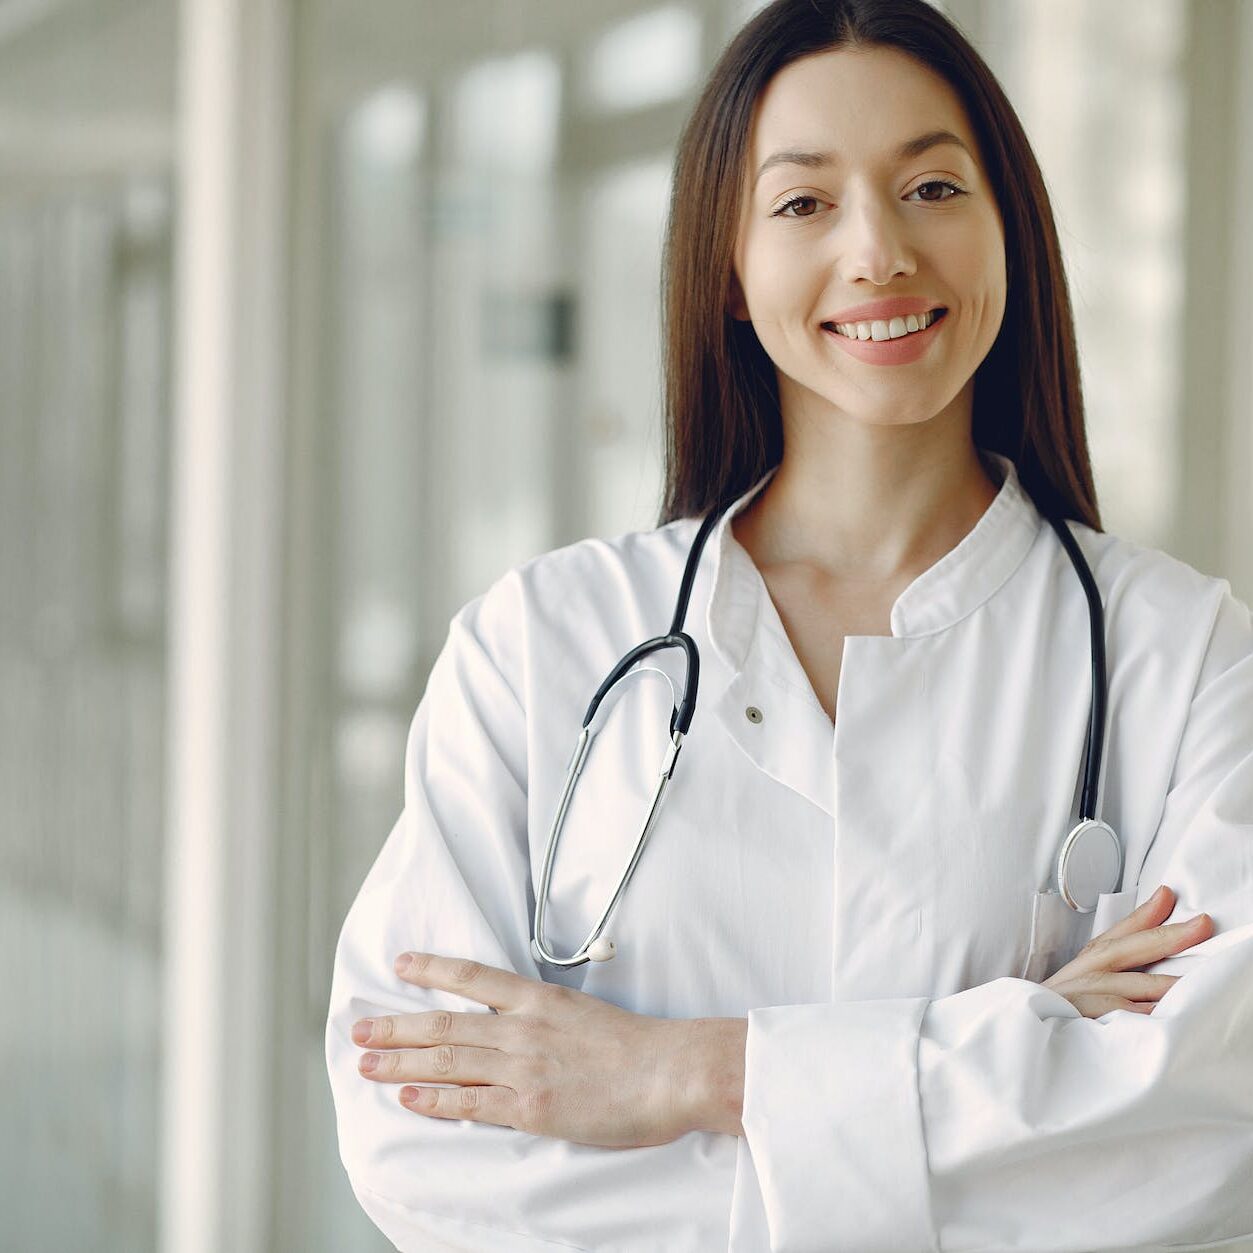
[
  {"x1": 704, "y1": 449, "x2": 1042, "y2": 666},
  {"x1": 699, "y1": 450, "x2": 1041, "y2": 818}
]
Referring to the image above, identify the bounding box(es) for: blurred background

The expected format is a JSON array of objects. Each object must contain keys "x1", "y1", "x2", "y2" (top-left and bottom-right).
[{"x1": 1, "y1": 0, "x2": 1250, "y2": 1249}]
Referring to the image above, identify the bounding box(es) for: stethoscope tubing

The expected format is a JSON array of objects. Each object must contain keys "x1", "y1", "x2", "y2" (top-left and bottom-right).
[
  {"x1": 1042, "y1": 513, "x2": 1107, "y2": 822},
  {"x1": 532, "y1": 486, "x2": 1118, "y2": 967}
]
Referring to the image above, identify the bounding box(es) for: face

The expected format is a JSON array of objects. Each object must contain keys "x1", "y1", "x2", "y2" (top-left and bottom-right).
[{"x1": 730, "y1": 45, "x2": 1007, "y2": 432}]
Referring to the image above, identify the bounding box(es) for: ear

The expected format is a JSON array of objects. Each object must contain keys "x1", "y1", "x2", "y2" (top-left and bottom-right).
[{"x1": 727, "y1": 271, "x2": 750, "y2": 322}]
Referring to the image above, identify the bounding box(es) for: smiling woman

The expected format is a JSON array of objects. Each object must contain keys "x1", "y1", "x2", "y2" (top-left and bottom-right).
[
  {"x1": 661, "y1": 15, "x2": 1095, "y2": 536},
  {"x1": 729, "y1": 47, "x2": 1004, "y2": 420},
  {"x1": 325, "y1": 2, "x2": 1253, "y2": 1251}
]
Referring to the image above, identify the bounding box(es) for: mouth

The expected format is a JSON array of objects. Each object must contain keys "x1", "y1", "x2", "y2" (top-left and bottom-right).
[{"x1": 821, "y1": 307, "x2": 948, "y2": 340}]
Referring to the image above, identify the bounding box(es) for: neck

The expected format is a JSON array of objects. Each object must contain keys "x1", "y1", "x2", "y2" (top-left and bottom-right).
[{"x1": 731, "y1": 408, "x2": 1001, "y2": 587}]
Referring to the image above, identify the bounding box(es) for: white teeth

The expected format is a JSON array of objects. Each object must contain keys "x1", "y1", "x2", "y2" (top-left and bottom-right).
[{"x1": 830, "y1": 309, "x2": 942, "y2": 340}]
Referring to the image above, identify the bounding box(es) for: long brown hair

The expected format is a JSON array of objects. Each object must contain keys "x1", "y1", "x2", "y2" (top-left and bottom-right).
[{"x1": 657, "y1": 0, "x2": 1101, "y2": 531}]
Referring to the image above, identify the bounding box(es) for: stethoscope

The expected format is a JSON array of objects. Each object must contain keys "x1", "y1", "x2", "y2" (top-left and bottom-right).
[{"x1": 531, "y1": 492, "x2": 1123, "y2": 968}]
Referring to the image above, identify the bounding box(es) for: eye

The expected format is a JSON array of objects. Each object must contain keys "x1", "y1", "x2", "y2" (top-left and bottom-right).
[
  {"x1": 771, "y1": 179, "x2": 968, "y2": 219},
  {"x1": 908, "y1": 179, "x2": 967, "y2": 203},
  {"x1": 772, "y1": 194, "x2": 820, "y2": 219}
]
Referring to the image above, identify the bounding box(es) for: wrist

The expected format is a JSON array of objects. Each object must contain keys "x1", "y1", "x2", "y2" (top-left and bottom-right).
[{"x1": 687, "y1": 1017, "x2": 748, "y2": 1137}]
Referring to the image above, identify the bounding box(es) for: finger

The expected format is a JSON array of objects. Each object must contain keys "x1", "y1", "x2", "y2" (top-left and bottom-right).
[
  {"x1": 1093, "y1": 884, "x2": 1176, "y2": 941},
  {"x1": 400, "y1": 1082, "x2": 520, "y2": 1129},
  {"x1": 358, "y1": 1043, "x2": 515, "y2": 1086},
  {"x1": 1078, "y1": 911, "x2": 1214, "y2": 973},
  {"x1": 1072, "y1": 993, "x2": 1158, "y2": 1019},
  {"x1": 394, "y1": 952, "x2": 539, "y2": 1013},
  {"x1": 1066, "y1": 971, "x2": 1179, "y2": 1002},
  {"x1": 1116, "y1": 913, "x2": 1214, "y2": 968},
  {"x1": 352, "y1": 1008, "x2": 505, "y2": 1050}
]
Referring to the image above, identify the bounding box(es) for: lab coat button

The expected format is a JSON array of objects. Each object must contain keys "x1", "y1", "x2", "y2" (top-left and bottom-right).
[{"x1": 745, "y1": 705, "x2": 763, "y2": 724}]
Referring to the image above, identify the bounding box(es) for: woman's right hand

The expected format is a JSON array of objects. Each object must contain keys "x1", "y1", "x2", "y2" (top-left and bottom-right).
[{"x1": 1042, "y1": 885, "x2": 1215, "y2": 1018}]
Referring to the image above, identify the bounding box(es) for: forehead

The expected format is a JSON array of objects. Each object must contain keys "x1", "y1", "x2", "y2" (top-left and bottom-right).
[{"x1": 747, "y1": 45, "x2": 974, "y2": 166}]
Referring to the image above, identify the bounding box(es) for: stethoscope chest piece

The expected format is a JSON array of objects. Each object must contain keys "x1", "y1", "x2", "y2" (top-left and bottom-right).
[
  {"x1": 531, "y1": 491, "x2": 1121, "y2": 962},
  {"x1": 1056, "y1": 819, "x2": 1123, "y2": 913}
]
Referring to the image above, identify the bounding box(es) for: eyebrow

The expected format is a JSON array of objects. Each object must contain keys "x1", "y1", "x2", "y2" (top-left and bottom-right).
[{"x1": 753, "y1": 128, "x2": 973, "y2": 188}]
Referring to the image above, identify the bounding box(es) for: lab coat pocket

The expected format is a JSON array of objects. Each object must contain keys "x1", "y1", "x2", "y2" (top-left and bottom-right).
[
  {"x1": 1090, "y1": 886, "x2": 1140, "y2": 935},
  {"x1": 1019, "y1": 887, "x2": 1139, "y2": 983}
]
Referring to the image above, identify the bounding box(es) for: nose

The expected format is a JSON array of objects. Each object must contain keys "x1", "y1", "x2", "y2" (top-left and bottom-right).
[{"x1": 833, "y1": 191, "x2": 916, "y2": 287}]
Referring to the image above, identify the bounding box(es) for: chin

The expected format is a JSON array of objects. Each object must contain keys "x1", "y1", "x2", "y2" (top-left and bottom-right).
[
  {"x1": 810, "y1": 396, "x2": 938, "y2": 428},
  {"x1": 857, "y1": 414, "x2": 937, "y2": 429}
]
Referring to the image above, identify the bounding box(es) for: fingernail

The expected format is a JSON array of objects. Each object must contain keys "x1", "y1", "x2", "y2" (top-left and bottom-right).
[
  {"x1": 395, "y1": 953, "x2": 414, "y2": 975},
  {"x1": 351, "y1": 1020, "x2": 372, "y2": 1045},
  {"x1": 359, "y1": 1053, "x2": 379, "y2": 1074}
]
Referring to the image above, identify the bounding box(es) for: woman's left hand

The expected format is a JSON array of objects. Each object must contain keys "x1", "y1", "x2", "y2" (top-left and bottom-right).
[{"x1": 352, "y1": 951, "x2": 699, "y2": 1149}]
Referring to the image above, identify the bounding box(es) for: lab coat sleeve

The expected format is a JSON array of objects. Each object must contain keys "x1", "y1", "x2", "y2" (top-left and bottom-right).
[
  {"x1": 735, "y1": 587, "x2": 1253, "y2": 1253},
  {"x1": 325, "y1": 575, "x2": 588, "y2": 1252},
  {"x1": 325, "y1": 574, "x2": 734, "y2": 1253}
]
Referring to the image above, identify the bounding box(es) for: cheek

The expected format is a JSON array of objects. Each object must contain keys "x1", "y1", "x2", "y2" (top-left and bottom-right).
[
  {"x1": 741, "y1": 235, "x2": 816, "y2": 315},
  {"x1": 972, "y1": 222, "x2": 1008, "y2": 319},
  {"x1": 743, "y1": 262, "x2": 787, "y2": 316},
  {"x1": 943, "y1": 233, "x2": 1005, "y2": 344},
  {"x1": 973, "y1": 253, "x2": 1008, "y2": 346}
]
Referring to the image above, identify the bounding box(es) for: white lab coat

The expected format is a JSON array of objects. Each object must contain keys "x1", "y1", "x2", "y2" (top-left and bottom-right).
[{"x1": 326, "y1": 452, "x2": 1253, "y2": 1252}]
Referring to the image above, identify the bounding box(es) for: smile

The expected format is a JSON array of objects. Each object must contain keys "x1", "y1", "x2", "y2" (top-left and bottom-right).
[
  {"x1": 820, "y1": 308, "x2": 949, "y2": 365},
  {"x1": 824, "y1": 308, "x2": 946, "y2": 340}
]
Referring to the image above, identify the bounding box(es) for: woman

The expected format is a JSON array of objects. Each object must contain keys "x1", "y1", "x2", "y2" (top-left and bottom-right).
[{"x1": 326, "y1": 2, "x2": 1253, "y2": 1249}]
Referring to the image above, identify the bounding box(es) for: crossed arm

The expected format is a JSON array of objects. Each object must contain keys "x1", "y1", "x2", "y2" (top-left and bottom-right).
[
  {"x1": 329, "y1": 577, "x2": 1253, "y2": 1250},
  {"x1": 347, "y1": 888, "x2": 1215, "y2": 1151},
  {"x1": 350, "y1": 949, "x2": 749, "y2": 1144}
]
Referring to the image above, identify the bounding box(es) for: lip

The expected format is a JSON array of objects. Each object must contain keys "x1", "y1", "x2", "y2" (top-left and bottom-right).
[
  {"x1": 822, "y1": 308, "x2": 948, "y2": 365},
  {"x1": 823, "y1": 297, "x2": 945, "y2": 324}
]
